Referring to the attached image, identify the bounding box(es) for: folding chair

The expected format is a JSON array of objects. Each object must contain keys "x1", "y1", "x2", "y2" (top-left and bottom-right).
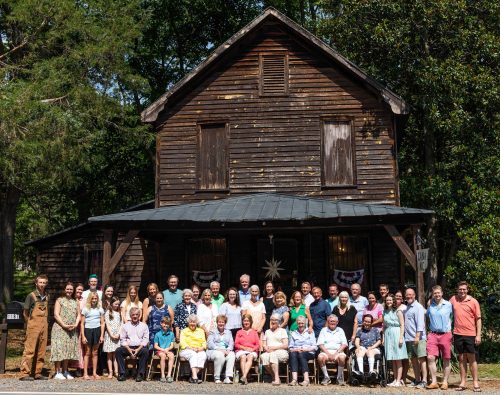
[{"x1": 148, "y1": 343, "x2": 179, "y2": 381}]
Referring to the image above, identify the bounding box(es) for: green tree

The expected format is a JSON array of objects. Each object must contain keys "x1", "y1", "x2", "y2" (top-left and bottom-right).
[
  {"x1": 0, "y1": 0, "x2": 149, "y2": 308},
  {"x1": 129, "y1": 0, "x2": 261, "y2": 105},
  {"x1": 319, "y1": 0, "x2": 499, "y2": 297}
]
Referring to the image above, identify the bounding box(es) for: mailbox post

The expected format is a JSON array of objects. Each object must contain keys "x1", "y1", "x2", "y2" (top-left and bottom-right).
[{"x1": 0, "y1": 301, "x2": 25, "y2": 374}]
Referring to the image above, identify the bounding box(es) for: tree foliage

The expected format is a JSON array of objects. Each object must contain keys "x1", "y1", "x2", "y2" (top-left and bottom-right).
[
  {"x1": 0, "y1": 0, "x2": 152, "y2": 305},
  {"x1": 319, "y1": 0, "x2": 499, "y2": 300}
]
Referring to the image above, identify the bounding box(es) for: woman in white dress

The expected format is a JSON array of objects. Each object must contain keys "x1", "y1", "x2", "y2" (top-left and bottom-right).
[
  {"x1": 197, "y1": 289, "x2": 218, "y2": 336},
  {"x1": 241, "y1": 285, "x2": 266, "y2": 335},
  {"x1": 260, "y1": 314, "x2": 289, "y2": 385}
]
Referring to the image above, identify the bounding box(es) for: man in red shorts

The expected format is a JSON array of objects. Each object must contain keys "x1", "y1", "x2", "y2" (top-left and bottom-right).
[
  {"x1": 426, "y1": 285, "x2": 453, "y2": 390},
  {"x1": 450, "y1": 281, "x2": 482, "y2": 392}
]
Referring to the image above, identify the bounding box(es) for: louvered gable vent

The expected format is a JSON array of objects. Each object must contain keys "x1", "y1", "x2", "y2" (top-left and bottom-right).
[{"x1": 259, "y1": 53, "x2": 289, "y2": 96}]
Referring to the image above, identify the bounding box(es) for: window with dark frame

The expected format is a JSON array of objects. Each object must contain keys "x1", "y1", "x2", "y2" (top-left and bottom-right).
[
  {"x1": 328, "y1": 234, "x2": 369, "y2": 289},
  {"x1": 259, "y1": 53, "x2": 289, "y2": 96},
  {"x1": 198, "y1": 123, "x2": 228, "y2": 190},
  {"x1": 322, "y1": 120, "x2": 356, "y2": 187}
]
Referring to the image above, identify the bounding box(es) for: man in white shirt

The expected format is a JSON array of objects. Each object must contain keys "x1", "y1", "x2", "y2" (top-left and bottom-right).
[
  {"x1": 301, "y1": 281, "x2": 314, "y2": 307},
  {"x1": 317, "y1": 314, "x2": 348, "y2": 386}
]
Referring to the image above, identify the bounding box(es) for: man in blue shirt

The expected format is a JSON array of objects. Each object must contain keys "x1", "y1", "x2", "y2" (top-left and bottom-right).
[
  {"x1": 309, "y1": 287, "x2": 331, "y2": 338},
  {"x1": 162, "y1": 275, "x2": 183, "y2": 309},
  {"x1": 326, "y1": 283, "x2": 340, "y2": 310},
  {"x1": 238, "y1": 274, "x2": 254, "y2": 303},
  {"x1": 349, "y1": 283, "x2": 368, "y2": 324},
  {"x1": 403, "y1": 288, "x2": 427, "y2": 389},
  {"x1": 426, "y1": 285, "x2": 453, "y2": 390}
]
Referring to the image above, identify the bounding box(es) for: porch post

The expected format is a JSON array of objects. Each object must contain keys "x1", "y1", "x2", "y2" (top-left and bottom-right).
[
  {"x1": 412, "y1": 226, "x2": 425, "y2": 304},
  {"x1": 102, "y1": 229, "x2": 140, "y2": 285},
  {"x1": 102, "y1": 229, "x2": 114, "y2": 286}
]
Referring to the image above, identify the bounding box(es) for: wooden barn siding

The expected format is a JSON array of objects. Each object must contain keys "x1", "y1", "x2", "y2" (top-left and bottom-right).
[
  {"x1": 37, "y1": 231, "x2": 101, "y2": 298},
  {"x1": 36, "y1": 231, "x2": 149, "y2": 301},
  {"x1": 370, "y1": 229, "x2": 400, "y2": 292},
  {"x1": 157, "y1": 23, "x2": 397, "y2": 206}
]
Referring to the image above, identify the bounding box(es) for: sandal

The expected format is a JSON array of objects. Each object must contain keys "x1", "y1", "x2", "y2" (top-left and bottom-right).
[
  {"x1": 455, "y1": 386, "x2": 467, "y2": 391},
  {"x1": 473, "y1": 387, "x2": 482, "y2": 393}
]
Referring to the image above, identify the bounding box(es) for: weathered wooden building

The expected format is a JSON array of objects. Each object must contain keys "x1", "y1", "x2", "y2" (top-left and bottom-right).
[{"x1": 30, "y1": 9, "x2": 432, "y2": 300}]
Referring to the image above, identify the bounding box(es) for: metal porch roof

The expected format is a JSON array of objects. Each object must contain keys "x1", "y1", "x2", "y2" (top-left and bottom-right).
[{"x1": 88, "y1": 193, "x2": 432, "y2": 224}]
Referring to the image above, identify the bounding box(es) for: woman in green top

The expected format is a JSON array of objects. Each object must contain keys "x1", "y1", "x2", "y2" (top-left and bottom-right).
[{"x1": 288, "y1": 291, "x2": 314, "y2": 333}]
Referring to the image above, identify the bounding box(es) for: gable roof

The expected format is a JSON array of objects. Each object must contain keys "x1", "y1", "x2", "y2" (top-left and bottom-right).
[
  {"x1": 141, "y1": 7, "x2": 409, "y2": 124},
  {"x1": 88, "y1": 193, "x2": 432, "y2": 226}
]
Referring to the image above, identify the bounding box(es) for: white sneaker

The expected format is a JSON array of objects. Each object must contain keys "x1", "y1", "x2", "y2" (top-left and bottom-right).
[
  {"x1": 63, "y1": 372, "x2": 74, "y2": 380},
  {"x1": 223, "y1": 377, "x2": 232, "y2": 384},
  {"x1": 54, "y1": 372, "x2": 66, "y2": 380},
  {"x1": 214, "y1": 379, "x2": 222, "y2": 384}
]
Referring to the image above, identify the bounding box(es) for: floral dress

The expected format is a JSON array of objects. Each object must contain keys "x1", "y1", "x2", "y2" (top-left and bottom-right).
[
  {"x1": 50, "y1": 297, "x2": 79, "y2": 362},
  {"x1": 103, "y1": 310, "x2": 122, "y2": 352},
  {"x1": 148, "y1": 304, "x2": 170, "y2": 347},
  {"x1": 174, "y1": 302, "x2": 197, "y2": 331}
]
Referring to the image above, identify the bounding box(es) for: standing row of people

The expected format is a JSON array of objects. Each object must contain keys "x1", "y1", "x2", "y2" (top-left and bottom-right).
[{"x1": 20, "y1": 274, "x2": 482, "y2": 391}]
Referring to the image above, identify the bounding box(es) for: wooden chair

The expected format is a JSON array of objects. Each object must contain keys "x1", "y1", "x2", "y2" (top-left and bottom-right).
[
  {"x1": 319, "y1": 355, "x2": 350, "y2": 383},
  {"x1": 258, "y1": 354, "x2": 288, "y2": 384},
  {"x1": 287, "y1": 358, "x2": 317, "y2": 384},
  {"x1": 174, "y1": 350, "x2": 206, "y2": 382},
  {"x1": 235, "y1": 351, "x2": 260, "y2": 383}
]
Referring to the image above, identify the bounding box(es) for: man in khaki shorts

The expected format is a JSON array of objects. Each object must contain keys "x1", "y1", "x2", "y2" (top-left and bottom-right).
[
  {"x1": 403, "y1": 288, "x2": 427, "y2": 389},
  {"x1": 317, "y1": 314, "x2": 348, "y2": 386}
]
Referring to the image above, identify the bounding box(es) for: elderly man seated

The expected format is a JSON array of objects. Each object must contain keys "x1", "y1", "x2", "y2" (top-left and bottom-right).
[
  {"x1": 115, "y1": 307, "x2": 149, "y2": 382},
  {"x1": 317, "y1": 314, "x2": 348, "y2": 386},
  {"x1": 354, "y1": 314, "x2": 382, "y2": 379}
]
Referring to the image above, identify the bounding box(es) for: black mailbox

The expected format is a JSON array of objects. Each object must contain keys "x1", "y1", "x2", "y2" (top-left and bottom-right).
[{"x1": 6, "y1": 301, "x2": 24, "y2": 325}]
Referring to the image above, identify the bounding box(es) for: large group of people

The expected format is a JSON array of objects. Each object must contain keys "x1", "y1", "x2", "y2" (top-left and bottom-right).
[{"x1": 19, "y1": 273, "x2": 483, "y2": 391}]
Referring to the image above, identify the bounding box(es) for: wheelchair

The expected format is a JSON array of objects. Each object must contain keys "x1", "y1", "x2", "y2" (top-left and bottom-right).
[{"x1": 347, "y1": 345, "x2": 387, "y2": 387}]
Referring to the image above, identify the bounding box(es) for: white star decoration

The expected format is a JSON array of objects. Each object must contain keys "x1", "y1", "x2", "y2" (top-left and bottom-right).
[{"x1": 262, "y1": 258, "x2": 284, "y2": 280}]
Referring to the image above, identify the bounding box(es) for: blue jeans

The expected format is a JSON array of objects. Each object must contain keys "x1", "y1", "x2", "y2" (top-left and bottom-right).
[{"x1": 289, "y1": 351, "x2": 314, "y2": 374}]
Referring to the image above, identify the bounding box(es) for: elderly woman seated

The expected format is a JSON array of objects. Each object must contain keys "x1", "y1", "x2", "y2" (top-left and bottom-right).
[
  {"x1": 179, "y1": 314, "x2": 207, "y2": 383},
  {"x1": 206, "y1": 315, "x2": 235, "y2": 384},
  {"x1": 288, "y1": 315, "x2": 317, "y2": 386},
  {"x1": 260, "y1": 313, "x2": 289, "y2": 385}
]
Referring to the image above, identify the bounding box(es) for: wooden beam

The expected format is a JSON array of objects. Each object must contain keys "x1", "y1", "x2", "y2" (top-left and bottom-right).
[
  {"x1": 105, "y1": 230, "x2": 140, "y2": 283},
  {"x1": 384, "y1": 225, "x2": 416, "y2": 270},
  {"x1": 102, "y1": 230, "x2": 114, "y2": 286},
  {"x1": 412, "y1": 225, "x2": 426, "y2": 304}
]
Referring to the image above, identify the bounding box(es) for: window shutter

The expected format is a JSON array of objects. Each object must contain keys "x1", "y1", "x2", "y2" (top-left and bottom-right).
[
  {"x1": 259, "y1": 53, "x2": 288, "y2": 96},
  {"x1": 198, "y1": 123, "x2": 228, "y2": 190},
  {"x1": 322, "y1": 120, "x2": 356, "y2": 186}
]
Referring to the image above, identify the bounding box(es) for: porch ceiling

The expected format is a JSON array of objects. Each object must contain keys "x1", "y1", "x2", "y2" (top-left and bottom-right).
[{"x1": 88, "y1": 193, "x2": 432, "y2": 228}]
